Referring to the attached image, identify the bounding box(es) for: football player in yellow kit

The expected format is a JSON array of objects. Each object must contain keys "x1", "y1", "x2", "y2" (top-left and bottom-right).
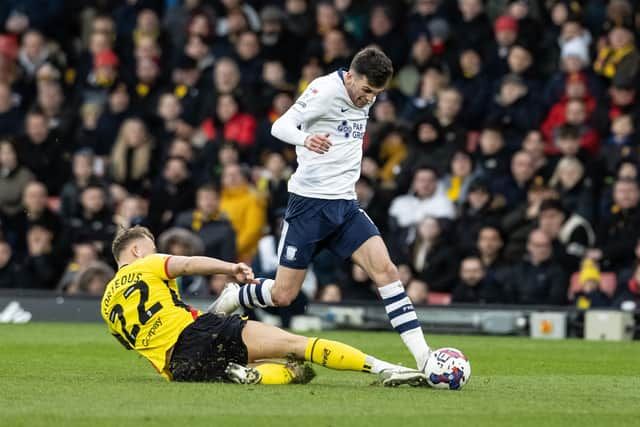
[{"x1": 101, "y1": 226, "x2": 427, "y2": 386}]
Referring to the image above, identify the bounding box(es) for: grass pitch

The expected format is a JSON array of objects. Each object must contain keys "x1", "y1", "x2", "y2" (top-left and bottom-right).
[{"x1": 1, "y1": 323, "x2": 640, "y2": 427}]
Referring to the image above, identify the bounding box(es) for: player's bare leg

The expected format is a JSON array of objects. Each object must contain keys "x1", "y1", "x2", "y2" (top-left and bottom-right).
[
  {"x1": 239, "y1": 320, "x2": 426, "y2": 386},
  {"x1": 351, "y1": 235, "x2": 431, "y2": 370}
]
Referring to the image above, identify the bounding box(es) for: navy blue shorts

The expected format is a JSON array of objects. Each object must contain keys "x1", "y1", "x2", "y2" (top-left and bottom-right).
[{"x1": 277, "y1": 193, "x2": 380, "y2": 269}]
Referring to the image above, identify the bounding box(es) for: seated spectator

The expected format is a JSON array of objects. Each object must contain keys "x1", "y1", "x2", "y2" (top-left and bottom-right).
[
  {"x1": 0, "y1": 239, "x2": 19, "y2": 288},
  {"x1": 592, "y1": 73, "x2": 640, "y2": 138},
  {"x1": 17, "y1": 108, "x2": 70, "y2": 195},
  {"x1": 491, "y1": 150, "x2": 536, "y2": 210},
  {"x1": 219, "y1": 163, "x2": 266, "y2": 262},
  {"x1": 548, "y1": 156, "x2": 595, "y2": 222},
  {"x1": 109, "y1": 118, "x2": 153, "y2": 194},
  {"x1": 355, "y1": 175, "x2": 391, "y2": 236},
  {"x1": 175, "y1": 183, "x2": 237, "y2": 261},
  {"x1": 56, "y1": 241, "x2": 99, "y2": 293},
  {"x1": 504, "y1": 228, "x2": 567, "y2": 305},
  {"x1": 0, "y1": 138, "x2": 34, "y2": 217},
  {"x1": 600, "y1": 114, "x2": 636, "y2": 177},
  {"x1": 405, "y1": 279, "x2": 428, "y2": 306},
  {"x1": 200, "y1": 93, "x2": 257, "y2": 163},
  {"x1": 395, "y1": 114, "x2": 451, "y2": 191},
  {"x1": 453, "y1": 0, "x2": 493, "y2": 54},
  {"x1": 0, "y1": 81, "x2": 23, "y2": 136},
  {"x1": 504, "y1": 43, "x2": 542, "y2": 96},
  {"x1": 593, "y1": 178, "x2": 640, "y2": 271},
  {"x1": 59, "y1": 149, "x2": 105, "y2": 220},
  {"x1": 613, "y1": 260, "x2": 640, "y2": 310},
  {"x1": 389, "y1": 166, "x2": 455, "y2": 234},
  {"x1": 255, "y1": 152, "x2": 290, "y2": 224},
  {"x1": 474, "y1": 126, "x2": 511, "y2": 183},
  {"x1": 399, "y1": 65, "x2": 447, "y2": 124},
  {"x1": 542, "y1": 98, "x2": 599, "y2": 156},
  {"x1": 537, "y1": 198, "x2": 595, "y2": 273},
  {"x1": 522, "y1": 129, "x2": 554, "y2": 181},
  {"x1": 65, "y1": 261, "x2": 114, "y2": 296},
  {"x1": 486, "y1": 73, "x2": 542, "y2": 146},
  {"x1": 10, "y1": 181, "x2": 63, "y2": 260},
  {"x1": 92, "y1": 82, "x2": 132, "y2": 159},
  {"x1": 572, "y1": 259, "x2": 611, "y2": 309},
  {"x1": 452, "y1": 47, "x2": 490, "y2": 130},
  {"x1": 502, "y1": 180, "x2": 557, "y2": 262},
  {"x1": 254, "y1": 90, "x2": 295, "y2": 160},
  {"x1": 428, "y1": 87, "x2": 467, "y2": 150},
  {"x1": 593, "y1": 24, "x2": 639, "y2": 83},
  {"x1": 396, "y1": 34, "x2": 439, "y2": 98},
  {"x1": 147, "y1": 156, "x2": 196, "y2": 234},
  {"x1": 113, "y1": 195, "x2": 148, "y2": 229},
  {"x1": 454, "y1": 178, "x2": 505, "y2": 254},
  {"x1": 476, "y1": 225, "x2": 509, "y2": 283},
  {"x1": 66, "y1": 184, "x2": 116, "y2": 257},
  {"x1": 22, "y1": 225, "x2": 60, "y2": 290},
  {"x1": 451, "y1": 255, "x2": 504, "y2": 304},
  {"x1": 403, "y1": 216, "x2": 458, "y2": 293},
  {"x1": 485, "y1": 15, "x2": 518, "y2": 80}
]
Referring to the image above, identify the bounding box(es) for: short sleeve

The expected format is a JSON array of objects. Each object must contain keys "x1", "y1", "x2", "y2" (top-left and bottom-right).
[{"x1": 144, "y1": 254, "x2": 173, "y2": 280}]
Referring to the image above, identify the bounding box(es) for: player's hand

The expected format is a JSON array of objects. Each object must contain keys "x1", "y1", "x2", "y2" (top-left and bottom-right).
[
  {"x1": 232, "y1": 262, "x2": 259, "y2": 284},
  {"x1": 304, "y1": 133, "x2": 332, "y2": 154}
]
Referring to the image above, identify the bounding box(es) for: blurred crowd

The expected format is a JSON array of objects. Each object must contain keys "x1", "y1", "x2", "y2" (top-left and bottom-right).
[{"x1": 1, "y1": 0, "x2": 640, "y2": 311}]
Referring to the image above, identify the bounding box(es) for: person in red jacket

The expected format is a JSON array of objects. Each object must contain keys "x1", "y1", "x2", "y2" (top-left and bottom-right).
[
  {"x1": 200, "y1": 93, "x2": 257, "y2": 162},
  {"x1": 541, "y1": 84, "x2": 599, "y2": 157}
]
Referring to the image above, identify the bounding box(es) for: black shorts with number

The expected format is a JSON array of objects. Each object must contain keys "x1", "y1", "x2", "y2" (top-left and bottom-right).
[{"x1": 168, "y1": 313, "x2": 248, "y2": 382}]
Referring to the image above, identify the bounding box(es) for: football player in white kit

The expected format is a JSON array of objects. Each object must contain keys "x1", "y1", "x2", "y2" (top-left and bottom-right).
[{"x1": 210, "y1": 47, "x2": 431, "y2": 371}]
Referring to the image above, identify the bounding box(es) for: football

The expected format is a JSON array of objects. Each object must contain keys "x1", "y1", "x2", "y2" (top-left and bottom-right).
[{"x1": 424, "y1": 347, "x2": 471, "y2": 390}]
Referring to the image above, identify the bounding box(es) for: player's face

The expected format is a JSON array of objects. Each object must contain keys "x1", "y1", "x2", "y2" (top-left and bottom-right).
[{"x1": 345, "y1": 72, "x2": 386, "y2": 108}]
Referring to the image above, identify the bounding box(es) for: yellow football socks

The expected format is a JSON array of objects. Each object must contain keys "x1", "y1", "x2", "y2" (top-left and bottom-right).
[{"x1": 304, "y1": 338, "x2": 371, "y2": 372}]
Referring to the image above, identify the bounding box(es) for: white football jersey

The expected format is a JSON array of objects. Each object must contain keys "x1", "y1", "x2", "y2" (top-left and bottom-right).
[{"x1": 271, "y1": 70, "x2": 372, "y2": 200}]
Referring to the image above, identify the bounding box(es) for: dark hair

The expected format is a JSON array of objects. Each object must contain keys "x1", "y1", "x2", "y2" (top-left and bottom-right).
[
  {"x1": 111, "y1": 225, "x2": 155, "y2": 263},
  {"x1": 197, "y1": 182, "x2": 220, "y2": 195},
  {"x1": 556, "y1": 124, "x2": 580, "y2": 140},
  {"x1": 539, "y1": 198, "x2": 567, "y2": 217},
  {"x1": 350, "y1": 46, "x2": 393, "y2": 88}
]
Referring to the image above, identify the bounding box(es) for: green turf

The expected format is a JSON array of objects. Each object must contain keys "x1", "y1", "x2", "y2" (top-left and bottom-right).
[{"x1": 1, "y1": 323, "x2": 640, "y2": 427}]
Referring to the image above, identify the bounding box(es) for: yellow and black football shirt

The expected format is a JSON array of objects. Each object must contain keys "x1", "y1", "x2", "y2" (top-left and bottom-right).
[{"x1": 101, "y1": 254, "x2": 200, "y2": 380}]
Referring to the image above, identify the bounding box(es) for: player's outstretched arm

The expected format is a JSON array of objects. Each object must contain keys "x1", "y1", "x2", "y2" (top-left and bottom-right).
[{"x1": 166, "y1": 256, "x2": 258, "y2": 284}]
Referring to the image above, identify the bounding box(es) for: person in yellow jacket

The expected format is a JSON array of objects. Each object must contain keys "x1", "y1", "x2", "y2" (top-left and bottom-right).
[
  {"x1": 593, "y1": 25, "x2": 640, "y2": 81},
  {"x1": 220, "y1": 163, "x2": 266, "y2": 262}
]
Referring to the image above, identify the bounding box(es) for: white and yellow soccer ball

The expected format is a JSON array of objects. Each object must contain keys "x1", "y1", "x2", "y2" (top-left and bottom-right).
[{"x1": 424, "y1": 347, "x2": 471, "y2": 390}]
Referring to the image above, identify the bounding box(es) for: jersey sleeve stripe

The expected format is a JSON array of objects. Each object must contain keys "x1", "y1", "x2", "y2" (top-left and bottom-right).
[{"x1": 164, "y1": 255, "x2": 173, "y2": 279}]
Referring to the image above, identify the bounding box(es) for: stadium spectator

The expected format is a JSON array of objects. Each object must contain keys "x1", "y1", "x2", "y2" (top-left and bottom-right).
[
  {"x1": 92, "y1": 82, "x2": 132, "y2": 159},
  {"x1": 402, "y1": 216, "x2": 458, "y2": 293},
  {"x1": 109, "y1": 117, "x2": 153, "y2": 194},
  {"x1": 113, "y1": 194, "x2": 148, "y2": 229},
  {"x1": 571, "y1": 258, "x2": 611, "y2": 309},
  {"x1": 491, "y1": 150, "x2": 536, "y2": 209},
  {"x1": 22, "y1": 224, "x2": 59, "y2": 289},
  {"x1": 65, "y1": 261, "x2": 114, "y2": 296},
  {"x1": 475, "y1": 225, "x2": 509, "y2": 283},
  {"x1": 454, "y1": 178, "x2": 505, "y2": 254},
  {"x1": 56, "y1": 241, "x2": 99, "y2": 293},
  {"x1": 0, "y1": 138, "x2": 34, "y2": 217},
  {"x1": 66, "y1": 184, "x2": 116, "y2": 256},
  {"x1": 505, "y1": 228, "x2": 567, "y2": 305},
  {"x1": 157, "y1": 227, "x2": 208, "y2": 296},
  {"x1": 405, "y1": 279, "x2": 428, "y2": 306},
  {"x1": 219, "y1": 163, "x2": 266, "y2": 262},
  {"x1": 548, "y1": 156, "x2": 595, "y2": 222},
  {"x1": 0, "y1": 239, "x2": 19, "y2": 288},
  {"x1": 451, "y1": 255, "x2": 504, "y2": 304},
  {"x1": 147, "y1": 156, "x2": 196, "y2": 234},
  {"x1": 10, "y1": 181, "x2": 63, "y2": 260},
  {"x1": 175, "y1": 184, "x2": 236, "y2": 261},
  {"x1": 59, "y1": 149, "x2": 105, "y2": 220},
  {"x1": 0, "y1": 81, "x2": 23, "y2": 135},
  {"x1": 17, "y1": 108, "x2": 69, "y2": 195},
  {"x1": 389, "y1": 166, "x2": 455, "y2": 233},
  {"x1": 441, "y1": 149, "x2": 481, "y2": 207},
  {"x1": 592, "y1": 178, "x2": 640, "y2": 271},
  {"x1": 537, "y1": 198, "x2": 595, "y2": 273}
]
